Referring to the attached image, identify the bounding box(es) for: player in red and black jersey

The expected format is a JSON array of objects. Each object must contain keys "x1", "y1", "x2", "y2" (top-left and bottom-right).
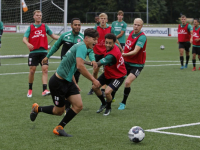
[{"x1": 177, "y1": 15, "x2": 193, "y2": 69}]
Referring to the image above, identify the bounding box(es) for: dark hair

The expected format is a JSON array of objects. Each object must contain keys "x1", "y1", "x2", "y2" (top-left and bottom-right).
[
  {"x1": 194, "y1": 18, "x2": 199, "y2": 23},
  {"x1": 84, "y1": 28, "x2": 99, "y2": 38},
  {"x1": 105, "y1": 33, "x2": 116, "y2": 43},
  {"x1": 71, "y1": 18, "x2": 81, "y2": 24}
]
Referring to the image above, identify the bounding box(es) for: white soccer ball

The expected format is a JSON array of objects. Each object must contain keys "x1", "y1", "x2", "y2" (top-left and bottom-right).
[
  {"x1": 48, "y1": 45, "x2": 51, "y2": 50},
  {"x1": 128, "y1": 126, "x2": 145, "y2": 143},
  {"x1": 160, "y1": 45, "x2": 165, "y2": 50}
]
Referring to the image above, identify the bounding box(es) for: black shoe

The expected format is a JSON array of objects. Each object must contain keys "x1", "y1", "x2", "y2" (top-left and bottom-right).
[
  {"x1": 88, "y1": 89, "x2": 93, "y2": 95},
  {"x1": 53, "y1": 125, "x2": 73, "y2": 137},
  {"x1": 102, "y1": 91, "x2": 105, "y2": 98},
  {"x1": 96, "y1": 104, "x2": 107, "y2": 113},
  {"x1": 30, "y1": 103, "x2": 39, "y2": 122},
  {"x1": 103, "y1": 108, "x2": 111, "y2": 116}
]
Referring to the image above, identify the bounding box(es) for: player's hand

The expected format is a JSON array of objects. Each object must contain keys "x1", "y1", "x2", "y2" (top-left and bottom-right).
[
  {"x1": 42, "y1": 57, "x2": 48, "y2": 65},
  {"x1": 76, "y1": 84, "x2": 81, "y2": 91},
  {"x1": 27, "y1": 43, "x2": 34, "y2": 51},
  {"x1": 177, "y1": 41, "x2": 179, "y2": 44},
  {"x1": 91, "y1": 61, "x2": 98, "y2": 69},
  {"x1": 190, "y1": 39, "x2": 193, "y2": 43},
  {"x1": 194, "y1": 39, "x2": 199, "y2": 42},
  {"x1": 92, "y1": 79, "x2": 101, "y2": 88},
  {"x1": 122, "y1": 53, "x2": 127, "y2": 57}
]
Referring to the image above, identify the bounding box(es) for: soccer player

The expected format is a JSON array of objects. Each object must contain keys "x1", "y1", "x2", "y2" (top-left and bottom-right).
[
  {"x1": 118, "y1": 18, "x2": 147, "y2": 110},
  {"x1": 88, "y1": 13, "x2": 122, "y2": 96},
  {"x1": 30, "y1": 28, "x2": 100, "y2": 137},
  {"x1": 191, "y1": 19, "x2": 200, "y2": 71},
  {"x1": 0, "y1": 21, "x2": 3, "y2": 48},
  {"x1": 47, "y1": 18, "x2": 96, "y2": 112},
  {"x1": 85, "y1": 33, "x2": 126, "y2": 116},
  {"x1": 177, "y1": 15, "x2": 193, "y2": 69},
  {"x1": 23, "y1": 10, "x2": 59, "y2": 98},
  {"x1": 94, "y1": 15, "x2": 100, "y2": 27},
  {"x1": 111, "y1": 10, "x2": 127, "y2": 49}
]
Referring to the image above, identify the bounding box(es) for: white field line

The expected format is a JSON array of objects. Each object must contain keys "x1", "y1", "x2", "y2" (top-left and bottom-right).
[
  {"x1": 146, "y1": 130, "x2": 200, "y2": 139},
  {"x1": 145, "y1": 122, "x2": 200, "y2": 139}
]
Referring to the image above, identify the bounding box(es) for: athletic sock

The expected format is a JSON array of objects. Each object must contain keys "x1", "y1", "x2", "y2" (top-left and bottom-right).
[
  {"x1": 192, "y1": 59, "x2": 196, "y2": 67},
  {"x1": 180, "y1": 56, "x2": 184, "y2": 66},
  {"x1": 101, "y1": 89, "x2": 105, "y2": 92},
  {"x1": 59, "y1": 108, "x2": 77, "y2": 128},
  {"x1": 43, "y1": 84, "x2": 47, "y2": 91},
  {"x1": 106, "y1": 101, "x2": 112, "y2": 109},
  {"x1": 186, "y1": 55, "x2": 190, "y2": 65},
  {"x1": 29, "y1": 83, "x2": 33, "y2": 90},
  {"x1": 38, "y1": 105, "x2": 54, "y2": 114},
  {"x1": 97, "y1": 94, "x2": 106, "y2": 105},
  {"x1": 122, "y1": 87, "x2": 131, "y2": 104}
]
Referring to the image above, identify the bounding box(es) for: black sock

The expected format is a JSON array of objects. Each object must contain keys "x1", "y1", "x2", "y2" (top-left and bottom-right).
[
  {"x1": 106, "y1": 101, "x2": 112, "y2": 109},
  {"x1": 180, "y1": 56, "x2": 184, "y2": 66},
  {"x1": 192, "y1": 59, "x2": 196, "y2": 67},
  {"x1": 59, "y1": 108, "x2": 77, "y2": 128},
  {"x1": 186, "y1": 55, "x2": 190, "y2": 65},
  {"x1": 43, "y1": 84, "x2": 47, "y2": 92},
  {"x1": 97, "y1": 94, "x2": 106, "y2": 105},
  {"x1": 29, "y1": 83, "x2": 33, "y2": 90},
  {"x1": 38, "y1": 105, "x2": 54, "y2": 114},
  {"x1": 101, "y1": 89, "x2": 105, "y2": 92},
  {"x1": 122, "y1": 87, "x2": 131, "y2": 104},
  {"x1": 65, "y1": 100, "x2": 71, "y2": 109},
  {"x1": 111, "y1": 91, "x2": 116, "y2": 99}
]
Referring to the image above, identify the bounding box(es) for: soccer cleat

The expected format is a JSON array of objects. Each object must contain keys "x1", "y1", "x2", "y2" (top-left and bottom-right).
[
  {"x1": 180, "y1": 66, "x2": 184, "y2": 69},
  {"x1": 87, "y1": 89, "x2": 93, "y2": 95},
  {"x1": 30, "y1": 103, "x2": 39, "y2": 121},
  {"x1": 53, "y1": 125, "x2": 72, "y2": 137},
  {"x1": 192, "y1": 67, "x2": 196, "y2": 71},
  {"x1": 27, "y1": 89, "x2": 32, "y2": 98},
  {"x1": 103, "y1": 108, "x2": 111, "y2": 116},
  {"x1": 96, "y1": 104, "x2": 107, "y2": 113},
  {"x1": 112, "y1": 97, "x2": 116, "y2": 103},
  {"x1": 42, "y1": 89, "x2": 51, "y2": 96},
  {"x1": 184, "y1": 64, "x2": 188, "y2": 68},
  {"x1": 118, "y1": 103, "x2": 126, "y2": 110}
]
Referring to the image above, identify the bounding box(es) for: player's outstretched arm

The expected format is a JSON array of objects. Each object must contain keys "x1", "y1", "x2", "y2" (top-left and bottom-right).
[
  {"x1": 123, "y1": 45, "x2": 141, "y2": 57},
  {"x1": 84, "y1": 61, "x2": 102, "y2": 68},
  {"x1": 50, "y1": 33, "x2": 60, "y2": 40}
]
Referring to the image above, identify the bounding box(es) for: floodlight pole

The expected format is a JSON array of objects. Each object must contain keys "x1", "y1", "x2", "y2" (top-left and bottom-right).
[
  {"x1": 147, "y1": 0, "x2": 149, "y2": 24},
  {"x1": 64, "y1": 0, "x2": 68, "y2": 32},
  {"x1": 20, "y1": 0, "x2": 22, "y2": 24},
  {"x1": 40, "y1": 0, "x2": 42, "y2": 11}
]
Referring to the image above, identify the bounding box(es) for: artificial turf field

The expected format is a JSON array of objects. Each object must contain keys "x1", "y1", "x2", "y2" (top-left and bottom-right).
[{"x1": 1, "y1": 33, "x2": 200, "y2": 150}]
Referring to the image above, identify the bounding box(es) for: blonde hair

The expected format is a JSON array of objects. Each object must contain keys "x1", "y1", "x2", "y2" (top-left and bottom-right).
[
  {"x1": 134, "y1": 18, "x2": 143, "y2": 25},
  {"x1": 99, "y1": 13, "x2": 108, "y2": 18},
  {"x1": 33, "y1": 10, "x2": 42, "y2": 15}
]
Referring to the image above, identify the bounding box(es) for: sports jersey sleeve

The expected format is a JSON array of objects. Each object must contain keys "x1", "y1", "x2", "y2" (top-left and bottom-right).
[
  {"x1": 122, "y1": 22, "x2": 127, "y2": 31},
  {"x1": 94, "y1": 26, "x2": 97, "y2": 30},
  {"x1": 24, "y1": 26, "x2": 31, "y2": 38},
  {"x1": 76, "y1": 45, "x2": 87, "y2": 60},
  {"x1": 45, "y1": 24, "x2": 53, "y2": 36},
  {"x1": 136, "y1": 35, "x2": 146, "y2": 48},
  {"x1": 0, "y1": 21, "x2": 3, "y2": 30},
  {"x1": 188, "y1": 24, "x2": 193, "y2": 32},
  {"x1": 46, "y1": 34, "x2": 65, "y2": 58},
  {"x1": 87, "y1": 49, "x2": 95, "y2": 61},
  {"x1": 99, "y1": 54, "x2": 116, "y2": 65}
]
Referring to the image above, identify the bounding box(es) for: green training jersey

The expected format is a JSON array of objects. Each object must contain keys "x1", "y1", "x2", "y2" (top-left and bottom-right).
[
  {"x1": 47, "y1": 30, "x2": 95, "y2": 61},
  {"x1": 0, "y1": 21, "x2": 3, "y2": 30},
  {"x1": 111, "y1": 20, "x2": 127, "y2": 44},
  {"x1": 24, "y1": 24, "x2": 53, "y2": 53},
  {"x1": 56, "y1": 41, "x2": 91, "y2": 82}
]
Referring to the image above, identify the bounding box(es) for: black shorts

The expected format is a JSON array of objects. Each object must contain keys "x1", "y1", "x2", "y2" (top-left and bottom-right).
[
  {"x1": 98, "y1": 73, "x2": 125, "y2": 92},
  {"x1": 179, "y1": 42, "x2": 191, "y2": 52},
  {"x1": 28, "y1": 52, "x2": 48, "y2": 66},
  {"x1": 95, "y1": 54, "x2": 104, "y2": 62},
  {"x1": 49, "y1": 74, "x2": 80, "y2": 107},
  {"x1": 125, "y1": 63, "x2": 143, "y2": 78},
  {"x1": 120, "y1": 43, "x2": 125, "y2": 50},
  {"x1": 192, "y1": 46, "x2": 200, "y2": 55}
]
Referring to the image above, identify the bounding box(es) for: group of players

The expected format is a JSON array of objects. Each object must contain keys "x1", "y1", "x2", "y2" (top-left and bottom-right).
[
  {"x1": 24, "y1": 10, "x2": 147, "y2": 137},
  {"x1": 178, "y1": 15, "x2": 200, "y2": 71}
]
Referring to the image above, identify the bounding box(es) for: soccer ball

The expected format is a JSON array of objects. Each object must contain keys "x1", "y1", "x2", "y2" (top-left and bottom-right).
[
  {"x1": 128, "y1": 126, "x2": 145, "y2": 143},
  {"x1": 160, "y1": 45, "x2": 165, "y2": 50},
  {"x1": 48, "y1": 45, "x2": 51, "y2": 50}
]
